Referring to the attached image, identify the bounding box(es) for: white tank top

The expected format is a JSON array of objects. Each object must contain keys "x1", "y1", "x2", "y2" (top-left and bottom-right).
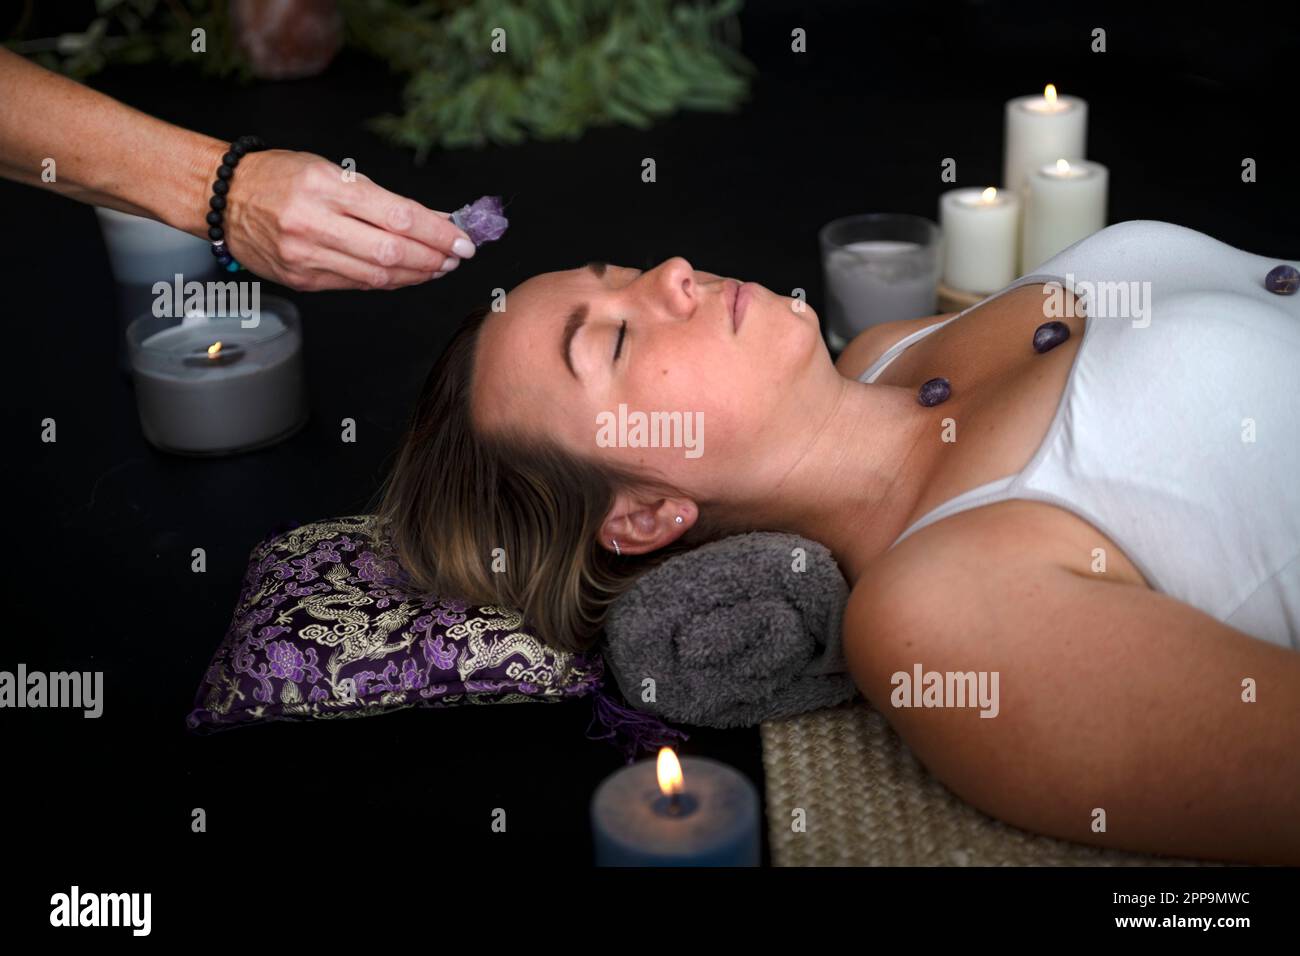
[{"x1": 858, "y1": 220, "x2": 1300, "y2": 650}]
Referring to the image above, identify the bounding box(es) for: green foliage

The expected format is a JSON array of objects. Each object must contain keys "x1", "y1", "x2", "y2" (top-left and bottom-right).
[
  {"x1": 11, "y1": 0, "x2": 248, "y2": 81},
  {"x1": 346, "y1": 0, "x2": 753, "y2": 158},
  {"x1": 5, "y1": 0, "x2": 753, "y2": 158}
]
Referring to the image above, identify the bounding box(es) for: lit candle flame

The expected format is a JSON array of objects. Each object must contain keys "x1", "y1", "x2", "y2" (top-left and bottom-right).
[
  {"x1": 1055, "y1": 158, "x2": 1071, "y2": 174},
  {"x1": 656, "y1": 747, "x2": 684, "y2": 796},
  {"x1": 208, "y1": 341, "x2": 223, "y2": 359},
  {"x1": 981, "y1": 186, "x2": 998, "y2": 202},
  {"x1": 1043, "y1": 83, "x2": 1057, "y2": 105}
]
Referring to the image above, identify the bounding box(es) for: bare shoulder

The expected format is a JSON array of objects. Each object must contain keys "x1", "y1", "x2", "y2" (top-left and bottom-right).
[
  {"x1": 845, "y1": 504, "x2": 1112, "y2": 649},
  {"x1": 834, "y1": 312, "x2": 957, "y2": 381},
  {"x1": 841, "y1": 502, "x2": 1262, "y2": 684},
  {"x1": 839, "y1": 504, "x2": 1300, "y2": 865},
  {"x1": 841, "y1": 510, "x2": 1014, "y2": 665}
]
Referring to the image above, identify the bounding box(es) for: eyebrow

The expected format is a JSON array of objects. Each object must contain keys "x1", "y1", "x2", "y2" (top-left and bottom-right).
[{"x1": 561, "y1": 260, "x2": 609, "y2": 379}]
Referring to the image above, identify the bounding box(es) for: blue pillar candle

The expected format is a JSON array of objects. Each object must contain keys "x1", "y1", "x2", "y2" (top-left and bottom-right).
[{"x1": 590, "y1": 749, "x2": 761, "y2": 866}]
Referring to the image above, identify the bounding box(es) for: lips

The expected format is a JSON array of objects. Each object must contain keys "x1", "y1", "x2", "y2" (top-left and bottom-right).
[
  {"x1": 724, "y1": 279, "x2": 740, "y2": 331},
  {"x1": 733, "y1": 282, "x2": 753, "y2": 332}
]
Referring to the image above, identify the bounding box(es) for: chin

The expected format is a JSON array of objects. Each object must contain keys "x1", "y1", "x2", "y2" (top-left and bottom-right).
[{"x1": 768, "y1": 293, "x2": 825, "y2": 356}]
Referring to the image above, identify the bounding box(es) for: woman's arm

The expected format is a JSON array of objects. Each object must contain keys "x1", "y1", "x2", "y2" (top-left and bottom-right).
[
  {"x1": 843, "y1": 512, "x2": 1300, "y2": 864},
  {"x1": 0, "y1": 46, "x2": 223, "y2": 230},
  {"x1": 0, "y1": 48, "x2": 473, "y2": 290}
]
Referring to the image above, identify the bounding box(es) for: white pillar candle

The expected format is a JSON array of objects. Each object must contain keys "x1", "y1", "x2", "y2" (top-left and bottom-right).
[
  {"x1": 939, "y1": 186, "x2": 1022, "y2": 293},
  {"x1": 1002, "y1": 84, "x2": 1088, "y2": 196},
  {"x1": 126, "y1": 300, "x2": 308, "y2": 455},
  {"x1": 1020, "y1": 158, "x2": 1109, "y2": 274}
]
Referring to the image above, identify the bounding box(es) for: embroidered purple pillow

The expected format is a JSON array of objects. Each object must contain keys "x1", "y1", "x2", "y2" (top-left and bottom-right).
[{"x1": 185, "y1": 514, "x2": 605, "y2": 733}]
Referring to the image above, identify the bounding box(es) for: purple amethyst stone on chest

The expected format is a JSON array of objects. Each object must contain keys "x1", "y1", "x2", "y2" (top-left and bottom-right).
[
  {"x1": 1264, "y1": 264, "x2": 1299, "y2": 295},
  {"x1": 1033, "y1": 320, "x2": 1071, "y2": 353},
  {"x1": 450, "y1": 195, "x2": 509, "y2": 245}
]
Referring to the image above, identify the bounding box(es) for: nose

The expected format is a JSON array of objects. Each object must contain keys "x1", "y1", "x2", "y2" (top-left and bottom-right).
[{"x1": 649, "y1": 255, "x2": 709, "y2": 317}]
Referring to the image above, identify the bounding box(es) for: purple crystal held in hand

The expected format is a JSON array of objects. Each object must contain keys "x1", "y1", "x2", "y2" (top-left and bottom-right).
[
  {"x1": 450, "y1": 195, "x2": 508, "y2": 245},
  {"x1": 917, "y1": 377, "x2": 951, "y2": 407},
  {"x1": 1033, "y1": 320, "x2": 1071, "y2": 353},
  {"x1": 1264, "y1": 264, "x2": 1299, "y2": 295}
]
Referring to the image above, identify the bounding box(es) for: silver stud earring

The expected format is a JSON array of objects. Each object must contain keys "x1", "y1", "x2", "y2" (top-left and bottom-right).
[
  {"x1": 611, "y1": 538, "x2": 621, "y2": 556},
  {"x1": 675, "y1": 515, "x2": 684, "y2": 524}
]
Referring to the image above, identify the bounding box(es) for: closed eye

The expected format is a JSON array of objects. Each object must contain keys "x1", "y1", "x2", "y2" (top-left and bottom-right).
[{"x1": 613, "y1": 319, "x2": 627, "y2": 362}]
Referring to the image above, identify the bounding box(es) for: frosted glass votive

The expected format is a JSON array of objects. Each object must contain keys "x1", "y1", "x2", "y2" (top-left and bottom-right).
[{"x1": 819, "y1": 213, "x2": 941, "y2": 350}]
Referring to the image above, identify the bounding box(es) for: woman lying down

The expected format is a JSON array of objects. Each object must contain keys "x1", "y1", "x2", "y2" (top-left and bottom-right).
[{"x1": 377, "y1": 219, "x2": 1300, "y2": 864}]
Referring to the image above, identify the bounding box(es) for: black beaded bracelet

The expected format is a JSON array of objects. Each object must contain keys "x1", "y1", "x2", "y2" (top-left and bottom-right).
[{"x1": 207, "y1": 135, "x2": 266, "y2": 273}]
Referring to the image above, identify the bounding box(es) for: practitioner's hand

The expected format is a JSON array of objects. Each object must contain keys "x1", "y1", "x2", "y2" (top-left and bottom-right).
[{"x1": 221, "y1": 149, "x2": 477, "y2": 291}]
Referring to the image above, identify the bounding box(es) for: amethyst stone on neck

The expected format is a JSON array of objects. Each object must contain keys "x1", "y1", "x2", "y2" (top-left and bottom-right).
[{"x1": 917, "y1": 377, "x2": 951, "y2": 407}]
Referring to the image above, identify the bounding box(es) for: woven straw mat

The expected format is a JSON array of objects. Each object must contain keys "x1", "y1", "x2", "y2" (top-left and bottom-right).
[{"x1": 760, "y1": 698, "x2": 1222, "y2": 866}]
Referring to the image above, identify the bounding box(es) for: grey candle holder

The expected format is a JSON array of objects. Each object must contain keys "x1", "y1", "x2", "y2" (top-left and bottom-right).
[{"x1": 125, "y1": 296, "x2": 309, "y2": 457}]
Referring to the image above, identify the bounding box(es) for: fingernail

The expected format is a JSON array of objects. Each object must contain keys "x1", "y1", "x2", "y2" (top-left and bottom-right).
[
  {"x1": 452, "y1": 237, "x2": 476, "y2": 258},
  {"x1": 431, "y1": 269, "x2": 446, "y2": 279},
  {"x1": 442, "y1": 257, "x2": 460, "y2": 272}
]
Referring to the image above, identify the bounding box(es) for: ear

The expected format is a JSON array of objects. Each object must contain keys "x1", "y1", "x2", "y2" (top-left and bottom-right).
[{"x1": 599, "y1": 490, "x2": 697, "y2": 556}]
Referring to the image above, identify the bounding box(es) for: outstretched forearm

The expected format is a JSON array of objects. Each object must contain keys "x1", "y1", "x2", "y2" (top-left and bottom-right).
[
  {"x1": 0, "y1": 46, "x2": 224, "y2": 239},
  {"x1": 0, "y1": 47, "x2": 474, "y2": 291}
]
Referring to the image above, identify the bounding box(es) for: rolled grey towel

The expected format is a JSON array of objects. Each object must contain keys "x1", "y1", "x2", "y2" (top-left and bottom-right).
[{"x1": 601, "y1": 531, "x2": 860, "y2": 728}]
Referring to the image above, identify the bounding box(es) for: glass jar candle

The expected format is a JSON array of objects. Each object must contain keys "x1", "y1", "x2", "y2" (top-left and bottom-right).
[{"x1": 819, "y1": 212, "x2": 941, "y2": 351}]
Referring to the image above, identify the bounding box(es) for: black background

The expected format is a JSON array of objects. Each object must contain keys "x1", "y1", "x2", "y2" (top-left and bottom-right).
[{"x1": 1, "y1": 0, "x2": 1296, "y2": 924}]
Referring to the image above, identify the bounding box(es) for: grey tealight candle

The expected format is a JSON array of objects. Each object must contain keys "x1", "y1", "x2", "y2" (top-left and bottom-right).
[
  {"x1": 126, "y1": 297, "x2": 308, "y2": 455},
  {"x1": 590, "y1": 749, "x2": 761, "y2": 866}
]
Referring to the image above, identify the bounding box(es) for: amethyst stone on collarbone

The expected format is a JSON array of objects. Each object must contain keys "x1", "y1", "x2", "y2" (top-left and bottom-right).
[
  {"x1": 917, "y1": 377, "x2": 951, "y2": 407},
  {"x1": 1264, "y1": 264, "x2": 1299, "y2": 295},
  {"x1": 1032, "y1": 320, "x2": 1071, "y2": 353},
  {"x1": 450, "y1": 195, "x2": 509, "y2": 245}
]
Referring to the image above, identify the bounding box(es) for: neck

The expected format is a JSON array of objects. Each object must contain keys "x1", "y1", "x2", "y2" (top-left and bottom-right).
[{"x1": 744, "y1": 372, "x2": 942, "y2": 585}]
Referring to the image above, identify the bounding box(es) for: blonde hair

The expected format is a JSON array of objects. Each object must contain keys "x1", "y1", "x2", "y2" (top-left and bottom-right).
[{"x1": 373, "y1": 304, "x2": 727, "y2": 654}]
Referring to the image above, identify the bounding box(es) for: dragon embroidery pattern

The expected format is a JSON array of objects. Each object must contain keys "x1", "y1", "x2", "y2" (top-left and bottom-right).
[{"x1": 186, "y1": 515, "x2": 604, "y2": 732}]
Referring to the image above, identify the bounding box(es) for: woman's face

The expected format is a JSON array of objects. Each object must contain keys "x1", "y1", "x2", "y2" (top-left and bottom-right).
[{"x1": 471, "y1": 257, "x2": 833, "y2": 500}]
